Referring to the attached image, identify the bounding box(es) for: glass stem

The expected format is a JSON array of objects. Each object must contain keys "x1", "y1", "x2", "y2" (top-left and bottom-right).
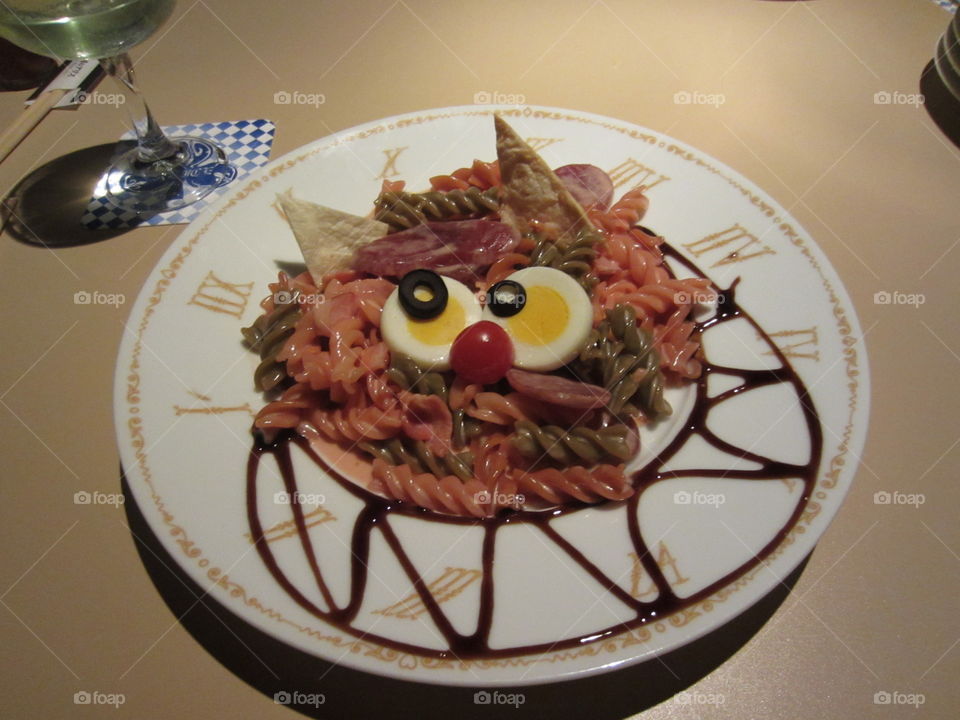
[{"x1": 101, "y1": 53, "x2": 178, "y2": 163}]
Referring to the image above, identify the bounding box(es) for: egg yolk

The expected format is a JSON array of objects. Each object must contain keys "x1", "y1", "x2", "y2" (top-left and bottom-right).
[
  {"x1": 507, "y1": 285, "x2": 568, "y2": 345},
  {"x1": 408, "y1": 297, "x2": 466, "y2": 345}
]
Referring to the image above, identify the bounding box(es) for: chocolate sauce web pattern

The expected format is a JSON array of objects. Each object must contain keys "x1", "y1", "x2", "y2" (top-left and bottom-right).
[{"x1": 246, "y1": 243, "x2": 823, "y2": 660}]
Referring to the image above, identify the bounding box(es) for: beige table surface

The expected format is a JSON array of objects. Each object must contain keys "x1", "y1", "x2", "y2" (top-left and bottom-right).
[{"x1": 1, "y1": 1, "x2": 959, "y2": 718}]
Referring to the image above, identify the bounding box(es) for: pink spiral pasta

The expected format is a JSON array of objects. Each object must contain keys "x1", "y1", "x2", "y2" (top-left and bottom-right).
[
  {"x1": 370, "y1": 460, "x2": 495, "y2": 518},
  {"x1": 511, "y1": 464, "x2": 631, "y2": 505},
  {"x1": 429, "y1": 159, "x2": 501, "y2": 192}
]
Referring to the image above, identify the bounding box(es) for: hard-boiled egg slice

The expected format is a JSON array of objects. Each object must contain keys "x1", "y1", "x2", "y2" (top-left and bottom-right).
[
  {"x1": 381, "y1": 275, "x2": 482, "y2": 371},
  {"x1": 481, "y1": 266, "x2": 592, "y2": 371}
]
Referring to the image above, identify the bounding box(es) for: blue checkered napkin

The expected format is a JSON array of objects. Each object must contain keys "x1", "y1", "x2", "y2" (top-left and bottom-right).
[
  {"x1": 81, "y1": 119, "x2": 275, "y2": 230},
  {"x1": 931, "y1": 0, "x2": 958, "y2": 13}
]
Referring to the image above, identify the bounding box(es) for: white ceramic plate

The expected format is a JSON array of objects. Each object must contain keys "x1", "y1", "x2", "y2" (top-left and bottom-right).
[{"x1": 114, "y1": 106, "x2": 869, "y2": 686}]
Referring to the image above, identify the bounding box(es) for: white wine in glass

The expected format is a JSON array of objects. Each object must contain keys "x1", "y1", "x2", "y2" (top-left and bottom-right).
[{"x1": 0, "y1": 0, "x2": 236, "y2": 213}]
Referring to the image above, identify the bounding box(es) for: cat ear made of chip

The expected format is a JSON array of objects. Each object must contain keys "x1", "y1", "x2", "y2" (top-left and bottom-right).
[{"x1": 277, "y1": 189, "x2": 388, "y2": 284}]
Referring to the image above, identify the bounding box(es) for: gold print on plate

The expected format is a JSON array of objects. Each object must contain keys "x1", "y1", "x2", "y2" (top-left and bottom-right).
[
  {"x1": 764, "y1": 327, "x2": 820, "y2": 362},
  {"x1": 628, "y1": 543, "x2": 689, "y2": 599},
  {"x1": 173, "y1": 390, "x2": 255, "y2": 418},
  {"x1": 187, "y1": 271, "x2": 255, "y2": 319},
  {"x1": 377, "y1": 146, "x2": 408, "y2": 179},
  {"x1": 525, "y1": 137, "x2": 563, "y2": 152},
  {"x1": 373, "y1": 567, "x2": 481, "y2": 619},
  {"x1": 682, "y1": 223, "x2": 775, "y2": 268},
  {"x1": 244, "y1": 507, "x2": 337, "y2": 544},
  {"x1": 607, "y1": 158, "x2": 670, "y2": 190}
]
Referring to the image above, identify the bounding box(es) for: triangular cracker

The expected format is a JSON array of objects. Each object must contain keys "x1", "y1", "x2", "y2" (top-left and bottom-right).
[
  {"x1": 494, "y1": 114, "x2": 596, "y2": 245},
  {"x1": 277, "y1": 189, "x2": 388, "y2": 284}
]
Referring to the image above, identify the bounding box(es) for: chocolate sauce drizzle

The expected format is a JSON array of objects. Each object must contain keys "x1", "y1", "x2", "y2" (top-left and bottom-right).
[{"x1": 246, "y1": 244, "x2": 823, "y2": 660}]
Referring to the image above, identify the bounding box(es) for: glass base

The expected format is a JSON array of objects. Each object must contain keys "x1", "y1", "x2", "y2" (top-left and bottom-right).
[{"x1": 103, "y1": 136, "x2": 237, "y2": 213}]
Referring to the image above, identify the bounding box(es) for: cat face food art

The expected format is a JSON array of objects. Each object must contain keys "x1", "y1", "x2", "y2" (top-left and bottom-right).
[{"x1": 244, "y1": 116, "x2": 717, "y2": 517}]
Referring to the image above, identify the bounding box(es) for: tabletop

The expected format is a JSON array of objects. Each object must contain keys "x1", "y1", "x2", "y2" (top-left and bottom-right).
[{"x1": 1, "y1": 1, "x2": 959, "y2": 718}]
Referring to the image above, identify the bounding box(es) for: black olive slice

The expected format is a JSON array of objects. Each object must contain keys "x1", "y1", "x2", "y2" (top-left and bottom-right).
[
  {"x1": 398, "y1": 270, "x2": 448, "y2": 319},
  {"x1": 487, "y1": 279, "x2": 526, "y2": 317}
]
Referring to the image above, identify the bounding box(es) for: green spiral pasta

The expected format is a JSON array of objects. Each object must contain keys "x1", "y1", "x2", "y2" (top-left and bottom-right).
[
  {"x1": 451, "y1": 408, "x2": 484, "y2": 449},
  {"x1": 528, "y1": 225, "x2": 601, "y2": 290},
  {"x1": 241, "y1": 294, "x2": 302, "y2": 392},
  {"x1": 373, "y1": 186, "x2": 500, "y2": 230},
  {"x1": 575, "y1": 304, "x2": 671, "y2": 420},
  {"x1": 510, "y1": 419, "x2": 635, "y2": 466},
  {"x1": 358, "y1": 437, "x2": 474, "y2": 482},
  {"x1": 385, "y1": 353, "x2": 449, "y2": 403}
]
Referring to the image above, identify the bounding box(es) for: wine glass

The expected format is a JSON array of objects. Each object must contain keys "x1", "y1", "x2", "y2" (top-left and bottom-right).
[{"x1": 0, "y1": 0, "x2": 236, "y2": 213}]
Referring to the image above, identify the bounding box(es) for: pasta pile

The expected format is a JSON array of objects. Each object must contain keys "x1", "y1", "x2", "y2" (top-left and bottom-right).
[{"x1": 245, "y1": 160, "x2": 713, "y2": 518}]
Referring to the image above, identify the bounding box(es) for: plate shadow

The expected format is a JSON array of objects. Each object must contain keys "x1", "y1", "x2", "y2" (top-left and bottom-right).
[
  {"x1": 122, "y1": 470, "x2": 809, "y2": 720},
  {"x1": 921, "y1": 59, "x2": 960, "y2": 150}
]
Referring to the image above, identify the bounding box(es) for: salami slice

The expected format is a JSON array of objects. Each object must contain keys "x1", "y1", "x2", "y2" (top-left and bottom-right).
[
  {"x1": 506, "y1": 368, "x2": 611, "y2": 409},
  {"x1": 554, "y1": 164, "x2": 614, "y2": 212},
  {"x1": 352, "y1": 219, "x2": 519, "y2": 284}
]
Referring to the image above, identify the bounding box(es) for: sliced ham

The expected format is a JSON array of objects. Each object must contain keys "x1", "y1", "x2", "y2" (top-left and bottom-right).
[
  {"x1": 506, "y1": 368, "x2": 611, "y2": 410},
  {"x1": 399, "y1": 391, "x2": 453, "y2": 457},
  {"x1": 555, "y1": 164, "x2": 614, "y2": 212},
  {"x1": 352, "y1": 219, "x2": 519, "y2": 284}
]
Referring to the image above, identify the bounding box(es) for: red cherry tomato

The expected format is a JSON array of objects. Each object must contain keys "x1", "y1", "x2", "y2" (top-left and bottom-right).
[{"x1": 450, "y1": 321, "x2": 514, "y2": 385}]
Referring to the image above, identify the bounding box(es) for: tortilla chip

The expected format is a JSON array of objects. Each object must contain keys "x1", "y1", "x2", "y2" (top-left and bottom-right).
[
  {"x1": 494, "y1": 115, "x2": 595, "y2": 245},
  {"x1": 277, "y1": 189, "x2": 388, "y2": 284}
]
